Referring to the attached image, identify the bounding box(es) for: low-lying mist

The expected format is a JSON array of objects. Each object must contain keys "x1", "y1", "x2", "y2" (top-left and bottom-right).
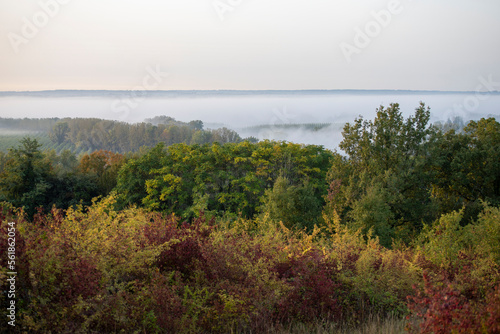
[{"x1": 0, "y1": 91, "x2": 498, "y2": 150}]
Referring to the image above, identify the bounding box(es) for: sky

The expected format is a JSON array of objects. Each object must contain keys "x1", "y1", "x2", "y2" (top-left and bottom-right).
[{"x1": 1, "y1": 0, "x2": 499, "y2": 92}]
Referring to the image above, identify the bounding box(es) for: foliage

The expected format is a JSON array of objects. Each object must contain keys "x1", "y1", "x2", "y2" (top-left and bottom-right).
[
  {"x1": 49, "y1": 121, "x2": 70, "y2": 145},
  {"x1": 429, "y1": 117, "x2": 500, "y2": 222},
  {"x1": 407, "y1": 273, "x2": 500, "y2": 334},
  {"x1": 328, "y1": 104, "x2": 500, "y2": 246},
  {"x1": 0, "y1": 138, "x2": 53, "y2": 217},
  {"x1": 79, "y1": 150, "x2": 125, "y2": 194},
  {"x1": 0, "y1": 106, "x2": 498, "y2": 333},
  {"x1": 117, "y1": 140, "x2": 333, "y2": 227},
  {"x1": 0, "y1": 132, "x2": 77, "y2": 154},
  {"x1": 328, "y1": 103, "x2": 438, "y2": 245},
  {"x1": 0, "y1": 198, "x2": 433, "y2": 333},
  {"x1": 1, "y1": 116, "x2": 248, "y2": 154},
  {"x1": 408, "y1": 206, "x2": 500, "y2": 333},
  {"x1": 260, "y1": 175, "x2": 323, "y2": 231},
  {"x1": 0, "y1": 139, "x2": 117, "y2": 217}
]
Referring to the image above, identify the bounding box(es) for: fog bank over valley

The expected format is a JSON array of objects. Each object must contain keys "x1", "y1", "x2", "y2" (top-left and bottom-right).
[{"x1": 0, "y1": 90, "x2": 498, "y2": 150}]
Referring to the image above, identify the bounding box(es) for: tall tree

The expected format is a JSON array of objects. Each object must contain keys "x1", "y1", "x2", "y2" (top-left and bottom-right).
[
  {"x1": 329, "y1": 103, "x2": 437, "y2": 244},
  {"x1": 0, "y1": 138, "x2": 52, "y2": 217},
  {"x1": 50, "y1": 122, "x2": 70, "y2": 145}
]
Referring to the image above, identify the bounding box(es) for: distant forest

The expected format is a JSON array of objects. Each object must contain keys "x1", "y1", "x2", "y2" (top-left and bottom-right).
[{"x1": 0, "y1": 116, "x2": 256, "y2": 155}]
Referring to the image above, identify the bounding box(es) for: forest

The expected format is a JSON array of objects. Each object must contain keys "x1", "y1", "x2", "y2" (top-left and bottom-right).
[
  {"x1": 0, "y1": 115, "x2": 254, "y2": 155},
  {"x1": 0, "y1": 103, "x2": 499, "y2": 333}
]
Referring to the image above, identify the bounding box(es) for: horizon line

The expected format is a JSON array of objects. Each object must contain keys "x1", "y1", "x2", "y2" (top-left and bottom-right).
[{"x1": 1, "y1": 88, "x2": 500, "y2": 94}]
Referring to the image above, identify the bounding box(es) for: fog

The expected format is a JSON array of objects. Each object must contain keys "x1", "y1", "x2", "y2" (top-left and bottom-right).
[{"x1": 0, "y1": 92, "x2": 498, "y2": 150}]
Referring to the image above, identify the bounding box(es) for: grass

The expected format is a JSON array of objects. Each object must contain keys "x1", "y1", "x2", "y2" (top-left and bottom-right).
[{"x1": 236, "y1": 314, "x2": 407, "y2": 334}]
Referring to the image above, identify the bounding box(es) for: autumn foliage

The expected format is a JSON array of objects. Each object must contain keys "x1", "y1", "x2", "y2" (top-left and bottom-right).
[{"x1": 1, "y1": 197, "x2": 498, "y2": 333}]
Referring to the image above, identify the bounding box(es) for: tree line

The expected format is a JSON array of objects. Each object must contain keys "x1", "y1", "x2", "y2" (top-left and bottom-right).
[
  {"x1": 51, "y1": 117, "x2": 254, "y2": 153},
  {"x1": 0, "y1": 116, "x2": 256, "y2": 154}
]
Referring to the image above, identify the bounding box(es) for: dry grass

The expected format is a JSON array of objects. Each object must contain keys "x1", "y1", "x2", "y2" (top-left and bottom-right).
[{"x1": 247, "y1": 314, "x2": 407, "y2": 334}]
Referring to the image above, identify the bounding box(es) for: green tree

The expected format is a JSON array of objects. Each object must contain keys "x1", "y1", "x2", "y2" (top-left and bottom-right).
[
  {"x1": 114, "y1": 141, "x2": 333, "y2": 221},
  {"x1": 188, "y1": 120, "x2": 204, "y2": 131},
  {"x1": 114, "y1": 143, "x2": 169, "y2": 208},
  {"x1": 429, "y1": 117, "x2": 500, "y2": 221},
  {"x1": 348, "y1": 180, "x2": 395, "y2": 247},
  {"x1": 190, "y1": 130, "x2": 213, "y2": 145},
  {"x1": 0, "y1": 138, "x2": 52, "y2": 217},
  {"x1": 328, "y1": 103, "x2": 437, "y2": 244},
  {"x1": 79, "y1": 150, "x2": 125, "y2": 194},
  {"x1": 260, "y1": 175, "x2": 322, "y2": 230},
  {"x1": 50, "y1": 121, "x2": 70, "y2": 145}
]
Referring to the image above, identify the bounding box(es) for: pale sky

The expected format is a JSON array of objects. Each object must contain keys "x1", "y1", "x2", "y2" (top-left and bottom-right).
[{"x1": 1, "y1": 0, "x2": 499, "y2": 91}]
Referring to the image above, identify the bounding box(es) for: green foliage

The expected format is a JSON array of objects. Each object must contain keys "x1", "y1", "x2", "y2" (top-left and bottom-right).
[
  {"x1": 1, "y1": 116, "x2": 245, "y2": 155},
  {"x1": 49, "y1": 121, "x2": 70, "y2": 145},
  {"x1": 79, "y1": 150, "x2": 124, "y2": 194},
  {"x1": 467, "y1": 204, "x2": 500, "y2": 266},
  {"x1": 417, "y1": 209, "x2": 468, "y2": 269},
  {"x1": 329, "y1": 103, "x2": 437, "y2": 244},
  {"x1": 327, "y1": 104, "x2": 500, "y2": 246},
  {"x1": 0, "y1": 138, "x2": 52, "y2": 217},
  {"x1": 260, "y1": 175, "x2": 322, "y2": 231},
  {"x1": 0, "y1": 132, "x2": 80, "y2": 155},
  {"x1": 0, "y1": 138, "x2": 123, "y2": 217},
  {"x1": 116, "y1": 140, "x2": 332, "y2": 228},
  {"x1": 348, "y1": 181, "x2": 395, "y2": 247},
  {"x1": 430, "y1": 117, "x2": 500, "y2": 222}
]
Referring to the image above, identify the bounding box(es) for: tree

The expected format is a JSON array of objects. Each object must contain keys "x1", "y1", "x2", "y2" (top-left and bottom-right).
[
  {"x1": 348, "y1": 181, "x2": 395, "y2": 247},
  {"x1": 190, "y1": 130, "x2": 213, "y2": 145},
  {"x1": 0, "y1": 138, "x2": 52, "y2": 217},
  {"x1": 188, "y1": 120, "x2": 204, "y2": 131},
  {"x1": 114, "y1": 141, "x2": 333, "y2": 221},
  {"x1": 328, "y1": 103, "x2": 437, "y2": 244},
  {"x1": 430, "y1": 117, "x2": 500, "y2": 221},
  {"x1": 260, "y1": 175, "x2": 322, "y2": 231},
  {"x1": 79, "y1": 150, "x2": 125, "y2": 194},
  {"x1": 114, "y1": 143, "x2": 168, "y2": 208},
  {"x1": 211, "y1": 127, "x2": 242, "y2": 144},
  {"x1": 50, "y1": 122, "x2": 70, "y2": 145},
  {"x1": 243, "y1": 136, "x2": 259, "y2": 144}
]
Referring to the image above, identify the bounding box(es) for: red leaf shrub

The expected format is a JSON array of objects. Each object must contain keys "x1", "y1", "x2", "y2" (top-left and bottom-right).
[
  {"x1": 408, "y1": 272, "x2": 500, "y2": 334},
  {"x1": 273, "y1": 249, "x2": 350, "y2": 323}
]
